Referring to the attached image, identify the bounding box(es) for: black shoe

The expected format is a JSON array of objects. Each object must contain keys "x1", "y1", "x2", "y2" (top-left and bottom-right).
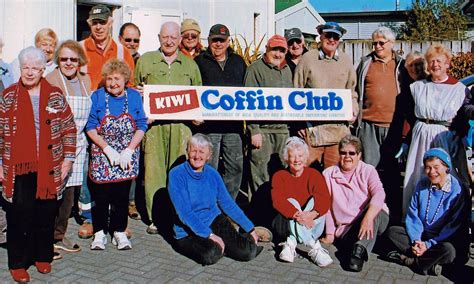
[
  {"x1": 73, "y1": 213, "x2": 86, "y2": 225},
  {"x1": 428, "y1": 264, "x2": 442, "y2": 276},
  {"x1": 348, "y1": 244, "x2": 368, "y2": 272}
]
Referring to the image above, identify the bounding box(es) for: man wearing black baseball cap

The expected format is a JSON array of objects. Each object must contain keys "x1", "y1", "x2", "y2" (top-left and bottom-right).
[
  {"x1": 284, "y1": 28, "x2": 307, "y2": 77},
  {"x1": 194, "y1": 24, "x2": 246, "y2": 201},
  {"x1": 80, "y1": 4, "x2": 135, "y2": 90}
]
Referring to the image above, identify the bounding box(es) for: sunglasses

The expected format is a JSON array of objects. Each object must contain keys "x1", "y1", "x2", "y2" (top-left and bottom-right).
[
  {"x1": 124, "y1": 38, "x2": 140, "y2": 43},
  {"x1": 323, "y1": 32, "x2": 340, "y2": 41},
  {"x1": 211, "y1": 37, "x2": 226, "y2": 43},
  {"x1": 339, "y1": 151, "x2": 357, "y2": 156},
  {"x1": 372, "y1": 40, "x2": 390, "y2": 47},
  {"x1": 288, "y1": 38, "x2": 302, "y2": 46},
  {"x1": 59, "y1": 57, "x2": 79, "y2": 63},
  {"x1": 182, "y1": 33, "x2": 198, "y2": 40}
]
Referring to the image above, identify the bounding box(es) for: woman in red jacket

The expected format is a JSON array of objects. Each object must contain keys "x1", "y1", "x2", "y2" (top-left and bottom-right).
[
  {"x1": 271, "y1": 137, "x2": 332, "y2": 267},
  {"x1": 0, "y1": 46, "x2": 76, "y2": 282}
]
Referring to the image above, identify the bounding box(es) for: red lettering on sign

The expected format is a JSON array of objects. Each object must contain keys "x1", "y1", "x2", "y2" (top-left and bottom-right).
[{"x1": 149, "y1": 89, "x2": 200, "y2": 114}]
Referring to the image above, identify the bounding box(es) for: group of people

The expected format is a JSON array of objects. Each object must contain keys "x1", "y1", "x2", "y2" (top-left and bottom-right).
[{"x1": 0, "y1": 3, "x2": 472, "y2": 283}]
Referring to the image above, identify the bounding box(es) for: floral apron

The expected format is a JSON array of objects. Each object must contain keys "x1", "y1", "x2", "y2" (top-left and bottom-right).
[{"x1": 89, "y1": 91, "x2": 139, "y2": 183}]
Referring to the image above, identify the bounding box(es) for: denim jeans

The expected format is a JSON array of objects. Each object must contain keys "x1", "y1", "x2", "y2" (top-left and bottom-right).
[
  {"x1": 272, "y1": 197, "x2": 325, "y2": 246},
  {"x1": 207, "y1": 133, "x2": 243, "y2": 199}
]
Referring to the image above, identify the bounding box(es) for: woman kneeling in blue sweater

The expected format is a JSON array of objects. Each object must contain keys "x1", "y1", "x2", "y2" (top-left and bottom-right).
[
  {"x1": 168, "y1": 133, "x2": 263, "y2": 265},
  {"x1": 386, "y1": 148, "x2": 468, "y2": 276}
]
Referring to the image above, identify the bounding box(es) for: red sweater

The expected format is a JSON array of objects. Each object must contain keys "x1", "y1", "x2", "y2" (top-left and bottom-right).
[{"x1": 271, "y1": 167, "x2": 330, "y2": 219}]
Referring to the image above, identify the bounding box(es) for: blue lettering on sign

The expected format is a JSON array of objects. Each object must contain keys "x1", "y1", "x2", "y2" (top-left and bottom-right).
[
  {"x1": 288, "y1": 91, "x2": 343, "y2": 110},
  {"x1": 201, "y1": 89, "x2": 283, "y2": 110}
]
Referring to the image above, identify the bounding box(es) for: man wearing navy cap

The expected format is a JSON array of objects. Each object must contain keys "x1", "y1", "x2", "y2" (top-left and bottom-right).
[{"x1": 294, "y1": 22, "x2": 358, "y2": 171}]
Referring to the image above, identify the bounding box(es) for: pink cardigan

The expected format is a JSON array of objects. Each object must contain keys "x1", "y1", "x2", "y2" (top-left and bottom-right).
[{"x1": 323, "y1": 161, "x2": 389, "y2": 238}]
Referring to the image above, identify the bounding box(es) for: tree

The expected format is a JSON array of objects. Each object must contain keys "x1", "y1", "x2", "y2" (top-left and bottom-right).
[{"x1": 398, "y1": 0, "x2": 467, "y2": 40}]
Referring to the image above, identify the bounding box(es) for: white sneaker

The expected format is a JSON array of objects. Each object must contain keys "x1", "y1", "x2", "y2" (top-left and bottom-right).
[
  {"x1": 90, "y1": 230, "x2": 107, "y2": 250},
  {"x1": 279, "y1": 239, "x2": 297, "y2": 263},
  {"x1": 308, "y1": 241, "x2": 333, "y2": 267},
  {"x1": 112, "y1": 231, "x2": 132, "y2": 250}
]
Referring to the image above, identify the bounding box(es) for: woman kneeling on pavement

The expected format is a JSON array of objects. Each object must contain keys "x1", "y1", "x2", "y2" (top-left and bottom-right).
[
  {"x1": 386, "y1": 148, "x2": 468, "y2": 276},
  {"x1": 86, "y1": 59, "x2": 147, "y2": 250},
  {"x1": 271, "y1": 137, "x2": 332, "y2": 266},
  {"x1": 168, "y1": 133, "x2": 263, "y2": 265},
  {"x1": 322, "y1": 135, "x2": 389, "y2": 272},
  {"x1": 0, "y1": 47, "x2": 76, "y2": 282}
]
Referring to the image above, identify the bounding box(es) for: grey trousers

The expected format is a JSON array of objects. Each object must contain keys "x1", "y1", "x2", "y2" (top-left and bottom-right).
[
  {"x1": 357, "y1": 121, "x2": 389, "y2": 167},
  {"x1": 337, "y1": 210, "x2": 389, "y2": 253}
]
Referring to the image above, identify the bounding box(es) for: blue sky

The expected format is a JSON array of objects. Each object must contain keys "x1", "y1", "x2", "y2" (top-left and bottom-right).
[{"x1": 309, "y1": 0, "x2": 413, "y2": 12}]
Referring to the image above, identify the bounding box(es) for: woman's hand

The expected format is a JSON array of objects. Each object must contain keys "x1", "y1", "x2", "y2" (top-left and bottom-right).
[
  {"x1": 0, "y1": 165, "x2": 4, "y2": 182},
  {"x1": 61, "y1": 160, "x2": 73, "y2": 181},
  {"x1": 103, "y1": 145, "x2": 121, "y2": 166},
  {"x1": 209, "y1": 233, "x2": 225, "y2": 253},
  {"x1": 250, "y1": 230, "x2": 259, "y2": 244},
  {"x1": 295, "y1": 211, "x2": 318, "y2": 229},
  {"x1": 321, "y1": 234, "x2": 334, "y2": 245},
  {"x1": 411, "y1": 240, "x2": 427, "y2": 257},
  {"x1": 358, "y1": 214, "x2": 375, "y2": 240},
  {"x1": 119, "y1": 148, "x2": 134, "y2": 170}
]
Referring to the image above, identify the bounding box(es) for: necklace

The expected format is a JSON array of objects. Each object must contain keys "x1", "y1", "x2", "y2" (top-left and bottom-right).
[{"x1": 424, "y1": 187, "x2": 445, "y2": 225}]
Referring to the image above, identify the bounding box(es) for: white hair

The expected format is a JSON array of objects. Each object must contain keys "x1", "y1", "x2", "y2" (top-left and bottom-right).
[
  {"x1": 372, "y1": 26, "x2": 396, "y2": 42},
  {"x1": 187, "y1": 133, "x2": 213, "y2": 153},
  {"x1": 281, "y1": 136, "x2": 309, "y2": 163},
  {"x1": 18, "y1": 46, "x2": 46, "y2": 67}
]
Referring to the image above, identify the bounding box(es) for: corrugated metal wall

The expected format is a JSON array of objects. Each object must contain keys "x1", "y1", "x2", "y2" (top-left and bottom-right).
[{"x1": 0, "y1": 0, "x2": 75, "y2": 62}]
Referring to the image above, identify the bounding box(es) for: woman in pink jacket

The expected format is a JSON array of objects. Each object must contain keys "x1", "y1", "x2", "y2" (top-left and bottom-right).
[{"x1": 322, "y1": 135, "x2": 389, "y2": 272}]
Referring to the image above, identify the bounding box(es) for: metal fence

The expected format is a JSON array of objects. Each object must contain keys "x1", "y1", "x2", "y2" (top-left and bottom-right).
[{"x1": 339, "y1": 40, "x2": 473, "y2": 67}]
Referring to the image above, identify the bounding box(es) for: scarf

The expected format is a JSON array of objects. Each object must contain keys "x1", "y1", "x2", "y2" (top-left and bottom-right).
[{"x1": 4, "y1": 79, "x2": 56, "y2": 199}]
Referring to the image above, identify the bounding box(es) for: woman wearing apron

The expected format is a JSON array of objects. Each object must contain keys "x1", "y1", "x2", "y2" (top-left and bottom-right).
[
  {"x1": 46, "y1": 40, "x2": 92, "y2": 257},
  {"x1": 85, "y1": 59, "x2": 147, "y2": 250}
]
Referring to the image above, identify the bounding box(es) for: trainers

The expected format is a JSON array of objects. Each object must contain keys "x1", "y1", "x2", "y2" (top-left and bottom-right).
[
  {"x1": 255, "y1": 226, "x2": 273, "y2": 242},
  {"x1": 112, "y1": 231, "x2": 132, "y2": 250},
  {"x1": 146, "y1": 223, "x2": 158, "y2": 234},
  {"x1": 53, "y1": 250, "x2": 63, "y2": 260},
  {"x1": 279, "y1": 239, "x2": 297, "y2": 263},
  {"x1": 90, "y1": 230, "x2": 107, "y2": 250},
  {"x1": 54, "y1": 237, "x2": 81, "y2": 252},
  {"x1": 308, "y1": 241, "x2": 333, "y2": 267}
]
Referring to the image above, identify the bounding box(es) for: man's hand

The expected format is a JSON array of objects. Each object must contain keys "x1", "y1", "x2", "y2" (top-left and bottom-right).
[
  {"x1": 135, "y1": 84, "x2": 144, "y2": 96},
  {"x1": 358, "y1": 214, "x2": 375, "y2": 240},
  {"x1": 321, "y1": 234, "x2": 334, "y2": 245},
  {"x1": 297, "y1": 129, "x2": 307, "y2": 138},
  {"x1": 251, "y1": 134, "x2": 263, "y2": 149},
  {"x1": 192, "y1": 120, "x2": 204, "y2": 126},
  {"x1": 209, "y1": 233, "x2": 225, "y2": 253},
  {"x1": 61, "y1": 160, "x2": 73, "y2": 181}
]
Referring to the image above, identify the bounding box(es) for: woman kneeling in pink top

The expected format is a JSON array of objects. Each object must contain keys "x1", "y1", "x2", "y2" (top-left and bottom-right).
[{"x1": 322, "y1": 135, "x2": 389, "y2": 272}]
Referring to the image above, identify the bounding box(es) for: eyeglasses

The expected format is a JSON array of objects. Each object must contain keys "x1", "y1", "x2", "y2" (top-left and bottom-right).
[
  {"x1": 182, "y1": 33, "x2": 198, "y2": 40},
  {"x1": 211, "y1": 37, "x2": 226, "y2": 43},
  {"x1": 339, "y1": 151, "x2": 357, "y2": 156},
  {"x1": 124, "y1": 38, "x2": 140, "y2": 43},
  {"x1": 21, "y1": 66, "x2": 44, "y2": 74},
  {"x1": 323, "y1": 32, "x2": 340, "y2": 41},
  {"x1": 288, "y1": 38, "x2": 302, "y2": 46},
  {"x1": 372, "y1": 40, "x2": 390, "y2": 47},
  {"x1": 59, "y1": 57, "x2": 79, "y2": 63}
]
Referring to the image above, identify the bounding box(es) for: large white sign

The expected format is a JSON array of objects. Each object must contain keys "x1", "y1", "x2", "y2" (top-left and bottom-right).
[{"x1": 144, "y1": 85, "x2": 352, "y2": 121}]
